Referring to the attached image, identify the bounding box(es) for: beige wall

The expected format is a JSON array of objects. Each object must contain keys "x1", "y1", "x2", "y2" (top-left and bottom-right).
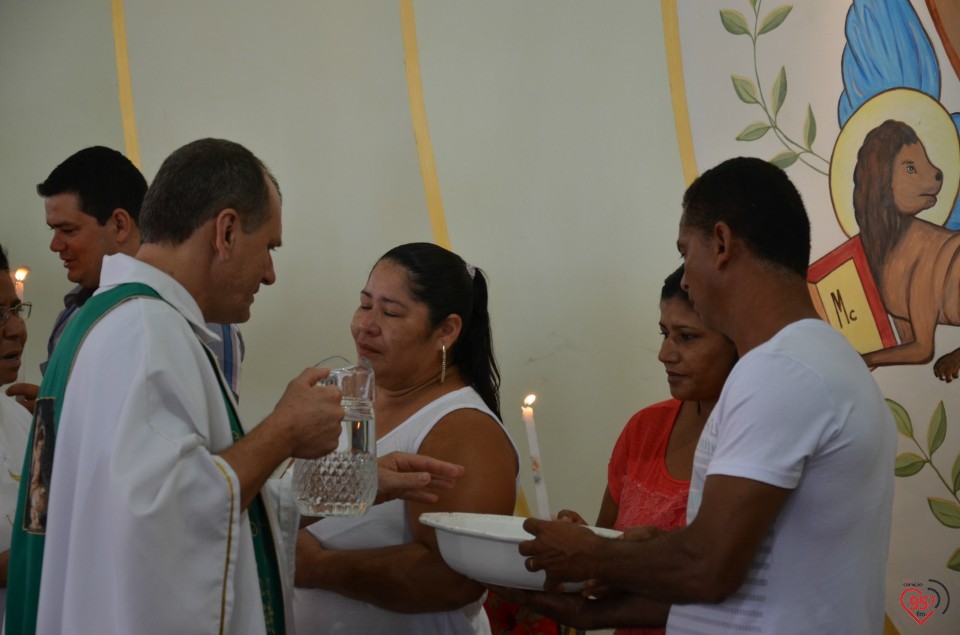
[
  {"x1": 0, "y1": 0, "x2": 680, "y2": 534},
  {"x1": 7, "y1": 1, "x2": 955, "y2": 632}
]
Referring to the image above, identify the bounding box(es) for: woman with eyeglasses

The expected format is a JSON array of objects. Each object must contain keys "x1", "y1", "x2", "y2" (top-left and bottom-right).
[{"x1": 0, "y1": 243, "x2": 32, "y2": 617}]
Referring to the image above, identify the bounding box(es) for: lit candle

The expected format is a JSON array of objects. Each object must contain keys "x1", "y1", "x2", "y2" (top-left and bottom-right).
[
  {"x1": 14, "y1": 267, "x2": 29, "y2": 301},
  {"x1": 521, "y1": 394, "x2": 551, "y2": 519},
  {"x1": 13, "y1": 267, "x2": 29, "y2": 387}
]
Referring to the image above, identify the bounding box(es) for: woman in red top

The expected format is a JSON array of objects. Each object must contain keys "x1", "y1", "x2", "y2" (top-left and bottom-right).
[{"x1": 557, "y1": 264, "x2": 737, "y2": 635}]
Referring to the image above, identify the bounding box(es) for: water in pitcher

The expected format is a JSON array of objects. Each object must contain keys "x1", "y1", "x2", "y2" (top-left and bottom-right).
[
  {"x1": 294, "y1": 401, "x2": 377, "y2": 516},
  {"x1": 294, "y1": 361, "x2": 378, "y2": 516}
]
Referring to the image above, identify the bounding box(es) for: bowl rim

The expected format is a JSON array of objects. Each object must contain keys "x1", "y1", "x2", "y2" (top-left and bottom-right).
[
  {"x1": 419, "y1": 511, "x2": 529, "y2": 542},
  {"x1": 419, "y1": 511, "x2": 623, "y2": 542}
]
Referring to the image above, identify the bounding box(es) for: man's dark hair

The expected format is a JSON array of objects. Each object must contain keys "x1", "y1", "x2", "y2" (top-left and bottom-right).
[
  {"x1": 682, "y1": 156, "x2": 810, "y2": 276},
  {"x1": 140, "y1": 138, "x2": 280, "y2": 245},
  {"x1": 36, "y1": 146, "x2": 147, "y2": 225}
]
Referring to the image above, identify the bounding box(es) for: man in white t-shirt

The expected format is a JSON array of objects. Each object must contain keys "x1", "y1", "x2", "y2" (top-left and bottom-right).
[{"x1": 498, "y1": 157, "x2": 895, "y2": 634}]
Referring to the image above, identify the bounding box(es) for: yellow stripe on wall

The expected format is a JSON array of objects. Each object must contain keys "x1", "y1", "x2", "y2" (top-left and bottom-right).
[
  {"x1": 111, "y1": 0, "x2": 142, "y2": 169},
  {"x1": 661, "y1": 0, "x2": 698, "y2": 186},
  {"x1": 400, "y1": 0, "x2": 452, "y2": 250}
]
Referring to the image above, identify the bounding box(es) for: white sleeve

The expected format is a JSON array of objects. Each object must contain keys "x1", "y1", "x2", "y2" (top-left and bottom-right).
[{"x1": 706, "y1": 351, "x2": 840, "y2": 489}]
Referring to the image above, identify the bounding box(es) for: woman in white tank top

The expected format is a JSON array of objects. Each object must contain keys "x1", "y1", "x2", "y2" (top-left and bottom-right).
[{"x1": 294, "y1": 243, "x2": 519, "y2": 635}]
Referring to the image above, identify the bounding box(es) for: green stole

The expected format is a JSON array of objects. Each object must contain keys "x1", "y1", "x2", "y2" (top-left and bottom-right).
[{"x1": 6, "y1": 282, "x2": 285, "y2": 635}]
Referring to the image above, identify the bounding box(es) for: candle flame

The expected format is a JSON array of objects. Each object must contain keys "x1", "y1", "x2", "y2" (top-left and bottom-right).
[
  {"x1": 14, "y1": 267, "x2": 29, "y2": 283},
  {"x1": 523, "y1": 394, "x2": 536, "y2": 407}
]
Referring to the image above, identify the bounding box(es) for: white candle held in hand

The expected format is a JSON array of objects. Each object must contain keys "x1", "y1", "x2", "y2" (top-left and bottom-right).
[{"x1": 522, "y1": 394, "x2": 551, "y2": 519}]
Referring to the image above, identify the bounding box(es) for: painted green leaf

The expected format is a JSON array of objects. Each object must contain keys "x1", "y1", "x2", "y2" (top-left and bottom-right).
[
  {"x1": 928, "y1": 401, "x2": 947, "y2": 456},
  {"x1": 948, "y1": 548, "x2": 960, "y2": 572},
  {"x1": 748, "y1": 0, "x2": 759, "y2": 11},
  {"x1": 895, "y1": 453, "x2": 927, "y2": 477},
  {"x1": 803, "y1": 105, "x2": 817, "y2": 149},
  {"x1": 758, "y1": 5, "x2": 793, "y2": 35},
  {"x1": 928, "y1": 498, "x2": 960, "y2": 528},
  {"x1": 731, "y1": 75, "x2": 759, "y2": 104},
  {"x1": 771, "y1": 67, "x2": 787, "y2": 116},
  {"x1": 888, "y1": 398, "x2": 913, "y2": 437},
  {"x1": 720, "y1": 10, "x2": 751, "y2": 36},
  {"x1": 736, "y1": 122, "x2": 771, "y2": 141},
  {"x1": 952, "y1": 453, "x2": 960, "y2": 493},
  {"x1": 770, "y1": 151, "x2": 798, "y2": 168}
]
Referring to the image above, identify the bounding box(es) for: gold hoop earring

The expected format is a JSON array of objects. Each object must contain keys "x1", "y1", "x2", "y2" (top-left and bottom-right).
[{"x1": 440, "y1": 344, "x2": 447, "y2": 384}]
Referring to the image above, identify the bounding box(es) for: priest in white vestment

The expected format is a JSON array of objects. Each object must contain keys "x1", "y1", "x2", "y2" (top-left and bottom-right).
[{"x1": 5, "y1": 139, "x2": 462, "y2": 635}]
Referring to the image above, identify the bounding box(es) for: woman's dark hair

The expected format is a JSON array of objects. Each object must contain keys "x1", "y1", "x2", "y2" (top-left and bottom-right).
[
  {"x1": 661, "y1": 264, "x2": 690, "y2": 304},
  {"x1": 378, "y1": 242, "x2": 500, "y2": 419},
  {"x1": 0, "y1": 243, "x2": 9, "y2": 272}
]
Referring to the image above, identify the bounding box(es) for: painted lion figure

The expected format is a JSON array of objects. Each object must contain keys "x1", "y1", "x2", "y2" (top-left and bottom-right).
[{"x1": 854, "y1": 119, "x2": 959, "y2": 380}]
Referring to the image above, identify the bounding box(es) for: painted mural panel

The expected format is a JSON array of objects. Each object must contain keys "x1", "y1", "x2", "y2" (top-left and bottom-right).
[{"x1": 676, "y1": 1, "x2": 959, "y2": 632}]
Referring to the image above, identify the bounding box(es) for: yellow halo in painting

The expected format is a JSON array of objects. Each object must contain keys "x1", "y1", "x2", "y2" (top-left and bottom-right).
[{"x1": 830, "y1": 88, "x2": 960, "y2": 237}]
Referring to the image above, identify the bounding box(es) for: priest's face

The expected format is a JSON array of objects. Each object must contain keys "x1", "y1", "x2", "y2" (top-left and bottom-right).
[{"x1": 209, "y1": 179, "x2": 281, "y2": 324}]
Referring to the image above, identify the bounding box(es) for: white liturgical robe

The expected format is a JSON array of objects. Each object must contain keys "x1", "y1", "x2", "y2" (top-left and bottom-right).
[{"x1": 33, "y1": 254, "x2": 296, "y2": 635}]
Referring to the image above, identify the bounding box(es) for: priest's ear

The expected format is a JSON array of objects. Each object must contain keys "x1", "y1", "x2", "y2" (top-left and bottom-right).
[{"x1": 212, "y1": 208, "x2": 241, "y2": 261}]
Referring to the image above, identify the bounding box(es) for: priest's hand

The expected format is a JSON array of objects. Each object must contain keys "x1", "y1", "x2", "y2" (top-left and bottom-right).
[
  {"x1": 374, "y1": 451, "x2": 465, "y2": 505},
  {"x1": 220, "y1": 367, "x2": 342, "y2": 511},
  {"x1": 273, "y1": 367, "x2": 343, "y2": 459}
]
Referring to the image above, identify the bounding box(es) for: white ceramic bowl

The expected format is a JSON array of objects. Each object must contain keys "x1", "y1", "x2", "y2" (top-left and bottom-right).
[{"x1": 419, "y1": 511, "x2": 622, "y2": 591}]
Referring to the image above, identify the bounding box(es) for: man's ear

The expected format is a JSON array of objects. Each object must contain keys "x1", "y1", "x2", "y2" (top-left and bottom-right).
[
  {"x1": 110, "y1": 208, "x2": 136, "y2": 241},
  {"x1": 213, "y1": 209, "x2": 240, "y2": 260},
  {"x1": 713, "y1": 221, "x2": 733, "y2": 268}
]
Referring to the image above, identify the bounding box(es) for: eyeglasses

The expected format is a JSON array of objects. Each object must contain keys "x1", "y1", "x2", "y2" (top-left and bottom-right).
[{"x1": 0, "y1": 303, "x2": 31, "y2": 324}]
